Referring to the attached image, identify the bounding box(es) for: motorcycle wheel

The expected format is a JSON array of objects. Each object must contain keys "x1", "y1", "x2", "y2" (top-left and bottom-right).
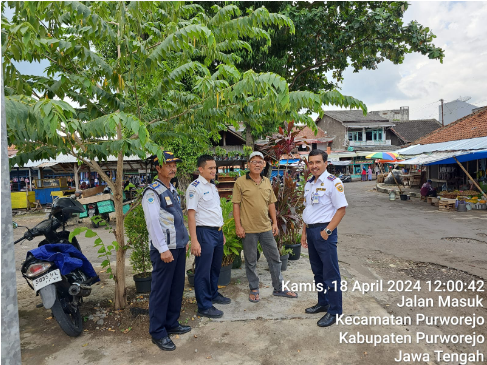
[{"x1": 51, "y1": 296, "x2": 83, "y2": 337}]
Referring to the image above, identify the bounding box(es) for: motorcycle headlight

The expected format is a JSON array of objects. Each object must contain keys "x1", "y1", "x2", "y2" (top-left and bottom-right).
[{"x1": 25, "y1": 262, "x2": 52, "y2": 278}]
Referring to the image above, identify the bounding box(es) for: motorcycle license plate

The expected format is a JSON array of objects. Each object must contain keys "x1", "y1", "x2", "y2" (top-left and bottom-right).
[
  {"x1": 89, "y1": 209, "x2": 96, "y2": 216},
  {"x1": 33, "y1": 269, "x2": 62, "y2": 292}
]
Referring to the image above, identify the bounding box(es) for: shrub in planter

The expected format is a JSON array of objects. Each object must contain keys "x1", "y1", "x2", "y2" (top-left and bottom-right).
[
  {"x1": 125, "y1": 202, "x2": 152, "y2": 293},
  {"x1": 219, "y1": 197, "x2": 242, "y2": 285},
  {"x1": 284, "y1": 231, "x2": 302, "y2": 261},
  {"x1": 279, "y1": 246, "x2": 293, "y2": 271}
]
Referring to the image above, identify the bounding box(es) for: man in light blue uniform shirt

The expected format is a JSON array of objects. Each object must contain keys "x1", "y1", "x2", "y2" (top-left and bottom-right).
[
  {"x1": 142, "y1": 151, "x2": 190, "y2": 351},
  {"x1": 301, "y1": 149, "x2": 348, "y2": 327},
  {"x1": 186, "y1": 155, "x2": 231, "y2": 319}
]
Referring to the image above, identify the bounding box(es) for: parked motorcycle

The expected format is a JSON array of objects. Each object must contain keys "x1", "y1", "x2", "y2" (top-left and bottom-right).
[
  {"x1": 338, "y1": 173, "x2": 352, "y2": 183},
  {"x1": 14, "y1": 196, "x2": 99, "y2": 337}
]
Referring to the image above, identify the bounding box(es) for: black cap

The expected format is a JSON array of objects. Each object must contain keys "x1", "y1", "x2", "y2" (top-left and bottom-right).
[{"x1": 148, "y1": 151, "x2": 182, "y2": 165}]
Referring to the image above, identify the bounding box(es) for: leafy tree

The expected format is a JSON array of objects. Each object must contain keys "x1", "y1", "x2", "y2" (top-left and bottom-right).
[
  {"x1": 200, "y1": 1, "x2": 445, "y2": 143},
  {"x1": 2, "y1": 2, "x2": 365, "y2": 309}
]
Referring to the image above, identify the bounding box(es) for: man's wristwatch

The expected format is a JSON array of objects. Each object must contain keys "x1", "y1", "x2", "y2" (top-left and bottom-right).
[{"x1": 323, "y1": 228, "x2": 332, "y2": 236}]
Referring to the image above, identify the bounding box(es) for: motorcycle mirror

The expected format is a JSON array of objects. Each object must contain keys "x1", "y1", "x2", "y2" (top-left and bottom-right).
[{"x1": 13, "y1": 222, "x2": 18, "y2": 229}]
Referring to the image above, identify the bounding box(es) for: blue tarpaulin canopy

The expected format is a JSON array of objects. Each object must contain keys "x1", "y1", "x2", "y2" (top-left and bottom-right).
[
  {"x1": 400, "y1": 149, "x2": 487, "y2": 165},
  {"x1": 271, "y1": 169, "x2": 286, "y2": 177},
  {"x1": 425, "y1": 149, "x2": 487, "y2": 165},
  {"x1": 279, "y1": 159, "x2": 302, "y2": 165}
]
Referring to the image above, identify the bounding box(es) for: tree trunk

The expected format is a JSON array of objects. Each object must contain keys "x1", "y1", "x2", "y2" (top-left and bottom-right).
[
  {"x1": 245, "y1": 123, "x2": 254, "y2": 147},
  {"x1": 113, "y1": 124, "x2": 127, "y2": 310},
  {"x1": 74, "y1": 163, "x2": 79, "y2": 190},
  {"x1": 113, "y1": 197, "x2": 127, "y2": 310}
]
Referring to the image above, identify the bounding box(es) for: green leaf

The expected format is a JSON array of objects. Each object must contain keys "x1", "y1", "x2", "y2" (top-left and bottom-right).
[{"x1": 85, "y1": 230, "x2": 97, "y2": 238}]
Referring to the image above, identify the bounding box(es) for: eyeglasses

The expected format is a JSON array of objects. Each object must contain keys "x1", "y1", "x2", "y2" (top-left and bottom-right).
[{"x1": 250, "y1": 161, "x2": 265, "y2": 165}]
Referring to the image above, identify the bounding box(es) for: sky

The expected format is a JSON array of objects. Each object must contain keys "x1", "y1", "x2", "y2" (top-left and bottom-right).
[
  {"x1": 5, "y1": 1, "x2": 487, "y2": 121},
  {"x1": 322, "y1": 1, "x2": 487, "y2": 120}
]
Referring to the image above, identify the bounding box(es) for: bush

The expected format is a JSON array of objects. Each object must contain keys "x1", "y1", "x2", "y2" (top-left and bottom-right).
[{"x1": 125, "y1": 202, "x2": 152, "y2": 277}]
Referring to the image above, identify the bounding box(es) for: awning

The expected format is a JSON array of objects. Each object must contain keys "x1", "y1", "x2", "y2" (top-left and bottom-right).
[
  {"x1": 399, "y1": 149, "x2": 487, "y2": 165},
  {"x1": 329, "y1": 161, "x2": 351, "y2": 166},
  {"x1": 396, "y1": 136, "x2": 487, "y2": 156},
  {"x1": 425, "y1": 149, "x2": 487, "y2": 165}
]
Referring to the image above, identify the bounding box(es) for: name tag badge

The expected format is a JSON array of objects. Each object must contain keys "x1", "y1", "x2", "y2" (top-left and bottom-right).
[
  {"x1": 165, "y1": 196, "x2": 173, "y2": 207},
  {"x1": 312, "y1": 192, "x2": 320, "y2": 205}
]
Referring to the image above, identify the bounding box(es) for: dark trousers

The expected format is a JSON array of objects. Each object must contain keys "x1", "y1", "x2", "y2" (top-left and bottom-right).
[
  {"x1": 306, "y1": 226, "x2": 342, "y2": 315},
  {"x1": 149, "y1": 245, "x2": 186, "y2": 339},
  {"x1": 194, "y1": 227, "x2": 224, "y2": 310}
]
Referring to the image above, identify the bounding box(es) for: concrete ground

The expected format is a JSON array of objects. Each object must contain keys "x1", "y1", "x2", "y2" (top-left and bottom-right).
[{"x1": 12, "y1": 180, "x2": 487, "y2": 364}]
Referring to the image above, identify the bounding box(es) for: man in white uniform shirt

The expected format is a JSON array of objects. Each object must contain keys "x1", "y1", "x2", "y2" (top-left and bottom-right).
[
  {"x1": 186, "y1": 155, "x2": 230, "y2": 319},
  {"x1": 301, "y1": 149, "x2": 348, "y2": 327}
]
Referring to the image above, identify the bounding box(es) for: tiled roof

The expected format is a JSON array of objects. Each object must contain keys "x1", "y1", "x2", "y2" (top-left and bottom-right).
[
  {"x1": 322, "y1": 110, "x2": 392, "y2": 124},
  {"x1": 389, "y1": 119, "x2": 442, "y2": 143},
  {"x1": 294, "y1": 126, "x2": 328, "y2": 140},
  {"x1": 413, "y1": 108, "x2": 487, "y2": 145}
]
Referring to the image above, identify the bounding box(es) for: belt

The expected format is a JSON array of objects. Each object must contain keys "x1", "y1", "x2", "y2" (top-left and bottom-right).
[
  {"x1": 197, "y1": 226, "x2": 222, "y2": 231},
  {"x1": 305, "y1": 222, "x2": 329, "y2": 229}
]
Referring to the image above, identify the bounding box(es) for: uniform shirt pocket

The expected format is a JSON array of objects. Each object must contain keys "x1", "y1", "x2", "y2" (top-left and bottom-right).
[
  {"x1": 261, "y1": 187, "x2": 272, "y2": 203},
  {"x1": 202, "y1": 191, "x2": 212, "y2": 201}
]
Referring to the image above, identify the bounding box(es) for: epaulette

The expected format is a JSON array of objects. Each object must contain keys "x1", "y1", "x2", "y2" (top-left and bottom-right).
[
  {"x1": 191, "y1": 180, "x2": 200, "y2": 187},
  {"x1": 151, "y1": 181, "x2": 161, "y2": 189},
  {"x1": 307, "y1": 176, "x2": 316, "y2": 183},
  {"x1": 327, "y1": 175, "x2": 336, "y2": 181}
]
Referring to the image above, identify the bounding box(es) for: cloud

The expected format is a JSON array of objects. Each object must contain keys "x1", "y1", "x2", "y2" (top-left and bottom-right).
[{"x1": 320, "y1": 1, "x2": 487, "y2": 121}]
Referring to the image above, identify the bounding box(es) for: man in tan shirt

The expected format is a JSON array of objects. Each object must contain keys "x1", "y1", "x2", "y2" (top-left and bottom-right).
[{"x1": 232, "y1": 152, "x2": 298, "y2": 302}]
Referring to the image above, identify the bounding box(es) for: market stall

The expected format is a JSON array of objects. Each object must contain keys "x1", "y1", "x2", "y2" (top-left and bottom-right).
[{"x1": 33, "y1": 177, "x2": 70, "y2": 205}]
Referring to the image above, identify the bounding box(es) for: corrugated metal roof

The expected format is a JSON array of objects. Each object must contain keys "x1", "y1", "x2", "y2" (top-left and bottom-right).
[
  {"x1": 12, "y1": 153, "x2": 149, "y2": 168},
  {"x1": 396, "y1": 136, "x2": 487, "y2": 156},
  {"x1": 399, "y1": 149, "x2": 487, "y2": 165}
]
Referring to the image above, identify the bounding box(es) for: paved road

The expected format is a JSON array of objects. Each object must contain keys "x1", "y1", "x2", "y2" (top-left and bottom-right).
[{"x1": 340, "y1": 180, "x2": 487, "y2": 280}]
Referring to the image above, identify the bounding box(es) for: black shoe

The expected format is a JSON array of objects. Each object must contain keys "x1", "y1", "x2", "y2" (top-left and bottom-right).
[
  {"x1": 152, "y1": 336, "x2": 176, "y2": 351},
  {"x1": 212, "y1": 293, "x2": 231, "y2": 305},
  {"x1": 317, "y1": 313, "x2": 337, "y2": 327},
  {"x1": 167, "y1": 325, "x2": 191, "y2": 335},
  {"x1": 305, "y1": 304, "x2": 330, "y2": 314},
  {"x1": 197, "y1": 306, "x2": 223, "y2": 318}
]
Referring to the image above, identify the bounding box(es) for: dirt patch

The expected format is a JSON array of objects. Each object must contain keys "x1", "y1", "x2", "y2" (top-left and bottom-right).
[{"x1": 80, "y1": 288, "x2": 199, "y2": 340}]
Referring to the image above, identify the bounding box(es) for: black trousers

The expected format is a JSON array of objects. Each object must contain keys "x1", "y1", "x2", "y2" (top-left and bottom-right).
[
  {"x1": 306, "y1": 226, "x2": 342, "y2": 315},
  {"x1": 194, "y1": 227, "x2": 224, "y2": 310},
  {"x1": 149, "y1": 245, "x2": 186, "y2": 339}
]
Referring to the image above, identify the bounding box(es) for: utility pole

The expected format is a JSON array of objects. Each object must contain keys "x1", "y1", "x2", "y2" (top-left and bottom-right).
[
  {"x1": 440, "y1": 99, "x2": 444, "y2": 126},
  {"x1": 1, "y1": 70, "x2": 22, "y2": 365}
]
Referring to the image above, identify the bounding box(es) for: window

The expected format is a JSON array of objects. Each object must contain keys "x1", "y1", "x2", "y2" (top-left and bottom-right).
[
  {"x1": 348, "y1": 131, "x2": 363, "y2": 141},
  {"x1": 364, "y1": 129, "x2": 383, "y2": 141}
]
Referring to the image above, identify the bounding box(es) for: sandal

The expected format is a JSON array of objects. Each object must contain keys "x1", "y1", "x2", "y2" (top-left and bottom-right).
[
  {"x1": 273, "y1": 289, "x2": 298, "y2": 298},
  {"x1": 249, "y1": 289, "x2": 260, "y2": 303}
]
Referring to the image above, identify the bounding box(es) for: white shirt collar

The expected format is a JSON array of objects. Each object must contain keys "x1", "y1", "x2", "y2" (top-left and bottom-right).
[
  {"x1": 316, "y1": 170, "x2": 329, "y2": 183},
  {"x1": 197, "y1": 175, "x2": 210, "y2": 185}
]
